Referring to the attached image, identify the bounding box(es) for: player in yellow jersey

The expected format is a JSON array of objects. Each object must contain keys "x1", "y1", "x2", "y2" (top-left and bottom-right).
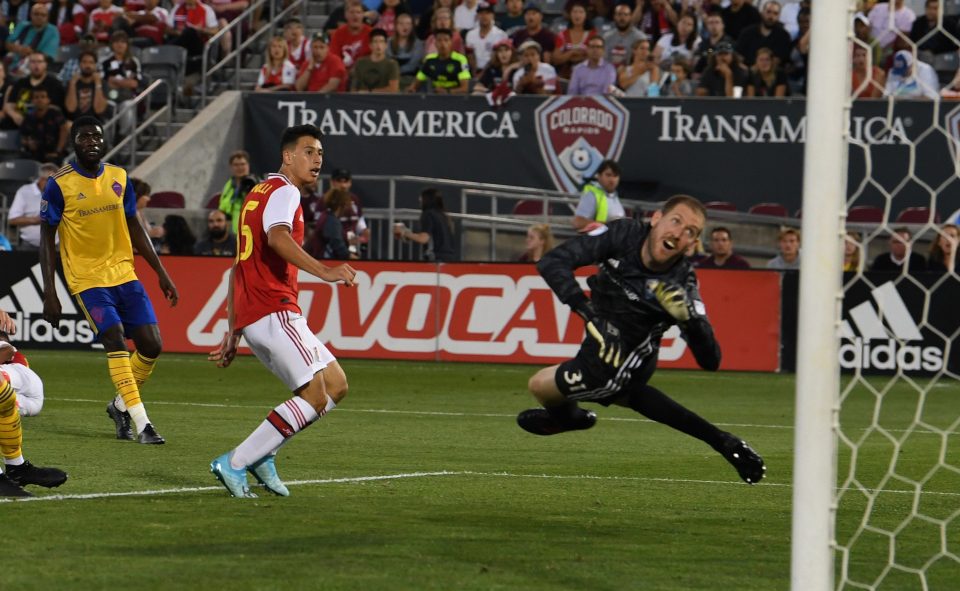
[{"x1": 38, "y1": 116, "x2": 179, "y2": 445}]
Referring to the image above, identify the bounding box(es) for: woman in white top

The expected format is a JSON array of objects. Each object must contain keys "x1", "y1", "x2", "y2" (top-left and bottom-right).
[
  {"x1": 653, "y1": 11, "x2": 700, "y2": 67},
  {"x1": 255, "y1": 36, "x2": 298, "y2": 92},
  {"x1": 618, "y1": 38, "x2": 661, "y2": 97}
]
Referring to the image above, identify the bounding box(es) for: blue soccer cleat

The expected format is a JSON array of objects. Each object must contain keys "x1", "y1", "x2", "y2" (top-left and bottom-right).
[
  {"x1": 210, "y1": 452, "x2": 257, "y2": 498},
  {"x1": 248, "y1": 455, "x2": 290, "y2": 497}
]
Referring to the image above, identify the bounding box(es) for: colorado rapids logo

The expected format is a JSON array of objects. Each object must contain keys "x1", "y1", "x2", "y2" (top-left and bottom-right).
[{"x1": 535, "y1": 96, "x2": 629, "y2": 193}]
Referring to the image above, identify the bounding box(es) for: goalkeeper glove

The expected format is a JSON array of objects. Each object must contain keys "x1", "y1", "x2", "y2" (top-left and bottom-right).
[
  {"x1": 573, "y1": 299, "x2": 624, "y2": 368},
  {"x1": 652, "y1": 280, "x2": 691, "y2": 323}
]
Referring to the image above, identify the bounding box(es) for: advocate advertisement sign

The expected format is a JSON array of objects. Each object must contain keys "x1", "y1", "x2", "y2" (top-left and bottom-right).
[{"x1": 0, "y1": 254, "x2": 780, "y2": 371}]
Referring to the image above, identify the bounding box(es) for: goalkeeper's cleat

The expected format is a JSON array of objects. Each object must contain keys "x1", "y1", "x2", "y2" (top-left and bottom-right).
[
  {"x1": 248, "y1": 455, "x2": 290, "y2": 497},
  {"x1": 106, "y1": 402, "x2": 134, "y2": 441},
  {"x1": 5, "y1": 461, "x2": 67, "y2": 488},
  {"x1": 137, "y1": 423, "x2": 165, "y2": 445},
  {"x1": 517, "y1": 407, "x2": 597, "y2": 436},
  {"x1": 720, "y1": 433, "x2": 766, "y2": 485},
  {"x1": 211, "y1": 452, "x2": 257, "y2": 498},
  {"x1": 0, "y1": 473, "x2": 32, "y2": 497}
]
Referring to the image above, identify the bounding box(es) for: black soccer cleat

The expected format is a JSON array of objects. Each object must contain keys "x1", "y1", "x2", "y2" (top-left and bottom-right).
[
  {"x1": 720, "y1": 433, "x2": 766, "y2": 485},
  {"x1": 106, "y1": 402, "x2": 134, "y2": 440},
  {"x1": 137, "y1": 423, "x2": 166, "y2": 445},
  {"x1": 0, "y1": 473, "x2": 32, "y2": 497},
  {"x1": 517, "y1": 408, "x2": 597, "y2": 436},
  {"x1": 5, "y1": 461, "x2": 68, "y2": 488}
]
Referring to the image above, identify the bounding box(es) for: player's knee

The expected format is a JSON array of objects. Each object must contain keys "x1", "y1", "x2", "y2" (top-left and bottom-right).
[
  {"x1": 136, "y1": 331, "x2": 163, "y2": 358},
  {"x1": 326, "y1": 375, "x2": 348, "y2": 404}
]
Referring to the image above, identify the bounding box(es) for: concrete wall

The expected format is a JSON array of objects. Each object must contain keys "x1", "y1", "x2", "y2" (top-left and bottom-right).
[{"x1": 132, "y1": 91, "x2": 244, "y2": 208}]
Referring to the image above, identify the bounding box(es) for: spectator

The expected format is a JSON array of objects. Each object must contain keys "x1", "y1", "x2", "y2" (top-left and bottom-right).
[
  {"x1": 295, "y1": 31, "x2": 347, "y2": 93},
  {"x1": 853, "y1": 11, "x2": 883, "y2": 66},
  {"x1": 388, "y1": 13, "x2": 425, "y2": 88},
  {"x1": 746, "y1": 47, "x2": 787, "y2": 96},
  {"x1": 780, "y1": 0, "x2": 810, "y2": 40},
  {"x1": 927, "y1": 224, "x2": 958, "y2": 274},
  {"x1": 580, "y1": 0, "x2": 612, "y2": 31},
  {"x1": 843, "y1": 231, "x2": 862, "y2": 272},
  {"x1": 870, "y1": 226, "x2": 927, "y2": 274},
  {"x1": 632, "y1": 0, "x2": 678, "y2": 43},
  {"x1": 786, "y1": 6, "x2": 810, "y2": 94},
  {"x1": 694, "y1": 8, "x2": 734, "y2": 74},
  {"x1": 868, "y1": 0, "x2": 915, "y2": 49},
  {"x1": 416, "y1": 0, "x2": 454, "y2": 40},
  {"x1": 497, "y1": 0, "x2": 525, "y2": 33},
  {"x1": 58, "y1": 33, "x2": 98, "y2": 83},
  {"x1": 299, "y1": 178, "x2": 324, "y2": 228},
  {"x1": 409, "y1": 29, "x2": 470, "y2": 93},
  {"x1": 131, "y1": 177, "x2": 164, "y2": 251},
  {"x1": 517, "y1": 223, "x2": 554, "y2": 263},
  {"x1": 664, "y1": 55, "x2": 696, "y2": 96},
  {"x1": 218, "y1": 150, "x2": 258, "y2": 234},
  {"x1": 766, "y1": 227, "x2": 801, "y2": 270},
  {"x1": 208, "y1": 0, "x2": 248, "y2": 54},
  {"x1": 942, "y1": 66, "x2": 960, "y2": 98},
  {"x1": 330, "y1": 0, "x2": 373, "y2": 70},
  {"x1": 454, "y1": 0, "x2": 479, "y2": 32},
  {"x1": 465, "y1": 2, "x2": 507, "y2": 73},
  {"x1": 851, "y1": 43, "x2": 885, "y2": 99},
  {"x1": 696, "y1": 227, "x2": 751, "y2": 269},
  {"x1": 7, "y1": 163, "x2": 57, "y2": 250},
  {"x1": 553, "y1": 1, "x2": 595, "y2": 79},
  {"x1": 352, "y1": 28, "x2": 400, "y2": 92},
  {"x1": 393, "y1": 187, "x2": 456, "y2": 262},
  {"x1": 375, "y1": 0, "x2": 408, "y2": 37},
  {"x1": 65, "y1": 49, "x2": 108, "y2": 121},
  {"x1": 474, "y1": 37, "x2": 518, "y2": 92},
  {"x1": 736, "y1": 0, "x2": 791, "y2": 67},
  {"x1": 0, "y1": 64, "x2": 9, "y2": 129},
  {"x1": 255, "y1": 35, "x2": 297, "y2": 92},
  {"x1": 329, "y1": 168, "x2": 370, "y2": 257},
  {"x1": 101, "y1": 30, "x2": 142, "y2": 138},
  {"x1": 512, "y1": 39, "x2": 557, "y2": 94},
  {"x1": 88, "y1": 0, "x2": 123, "y2": 44},
  {"x1": 603, "y1": 4, "x2": 643, "y2": 68},
  {"x1": 696, "y1": 41, "x2": 748, "y2": 97},
  {"x1": 510, "y1": 4, "x2": 557, "y2": 65},
  {"x1": 884, "y1": 49, "x2": 939, "y2": 100},
  {"x1": 121, "y1": 0, "x2": 169, "y2": 47},
  {"x1": 653, "y1": 10, "x2": 699, "y2": 68},
  {"x1": 19, "y1": 87, "x2": 67, "y2": 162},
  {"x1": 619, "y1": 38, "x2": 661, "y2": 96},
  {"x1": 5, "y1": 3, "x2": 60, "y2": 72},
  {"x1": 159, "y1": 214, "x2": 196, "y2": 256},
  {"x1": 308, "y1": 189, "x2": 357, "y2": 260},
  {"x1": 193, "y1": 209, "x2": 236, "y2": 257},
  {"x1": 283, "y1": 18, "x2": 310, "y2": 70},
  {"x1": 3, "y1": 52, "x2": 66, "y2": 128},
  {"x1": 53, "y1": 0, "x2": 88, "y2": 46},
  {"x1": 424, "y1": 7, "x2": 465, "y2": 55},
  {"x1": 1, "y1": 0, "x2": 32, "y2": 52},
  {"x1": 721, "y1": 0, "x2": 760, "y2": 42},
  {"x1": 910, "y1": 0, "x2": 959, "y2": 55},
  {"x1": 572, "y1": 159, "x2": 624, "y2": 231},
  {"x1": 568, "y1": 36, "x2": 615, "y2": 95},
  {"x1": 166, "y1": 0, "x2": 219, "y2": 76}
]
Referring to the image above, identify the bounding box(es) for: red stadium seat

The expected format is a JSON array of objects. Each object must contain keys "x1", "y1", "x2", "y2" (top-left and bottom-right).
[
  {"x1": 205, "y1": 193, "x2": 221, "y2": 209},
  {"x1": 895, "y1": 207, "x2": 940, "y2": 224},
  {"x1": 513, "y1": 199, "x2": 547, "y2": 215},
  {"x1": 704, "y1": 201, "x2": 737, "y2": 212},
  {"x1": 748, "y1": 203, "x2": 789, "y2": 217},
  {"x1": 148, "y1": 191, "x2": 186, "y2": 208},
  {"x1": 847, "y1": 205, "x2": 884, "y2": 223}
]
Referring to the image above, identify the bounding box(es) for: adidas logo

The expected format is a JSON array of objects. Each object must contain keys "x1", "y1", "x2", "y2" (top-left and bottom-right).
[
  {"x1": 0, "y1": 264, "x2": 96, "y2": 345},
  {"x1": 839, "y1": 281, "x2": 943, "y2": 372}
]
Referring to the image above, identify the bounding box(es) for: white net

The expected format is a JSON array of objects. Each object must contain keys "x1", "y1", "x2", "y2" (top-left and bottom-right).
[{"x1": 835, "y1": 1, "x2": 960, "y2": 589}]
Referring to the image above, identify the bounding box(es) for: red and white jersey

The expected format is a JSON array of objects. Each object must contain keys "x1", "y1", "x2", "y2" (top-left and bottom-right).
[
  {"x1": 233, "y1": 173, "x2": 305, "y2": 330},
  {"x1": 287, "y1": 36, "x2": 310, "y2": 70}
]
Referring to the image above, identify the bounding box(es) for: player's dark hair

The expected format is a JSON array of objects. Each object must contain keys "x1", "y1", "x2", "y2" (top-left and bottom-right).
[
  {"x1": 229, "y1": 149, "x2": 249, "y2": 163},
  {"x1": 662, "y1": 194, "x2": 707, "y2": 220},
  {"x1": 131, "y1": 177, "x2": 151, "y2": 197},
  {"x1": 594, "y1": 159, "x2": 621, "y2": 177},
  {"x1": 78, "y1": 49, "x2": 98, "y2": 62},
  {"x1": 280, "y1": 125, "x2": 323, "y2": 156},
  {"x1": 71, "y1": 116, "x2": 104, "y2": 143},
  {"x1": 370, "y1": 28, "x2": 388, "y2": 41},
  {"x1": 711, "y1": 226, "x2": 732, "y2": 240}
]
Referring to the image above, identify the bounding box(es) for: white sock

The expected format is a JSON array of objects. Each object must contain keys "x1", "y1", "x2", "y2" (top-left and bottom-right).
[
  {"x1": 231, "y1": 397, "x2": 321, "y2": 469},
  {"x1": 4, "y1": 455, "x2": 24, "y2": 466},
  {"x1": 267, "y1": 397, "x2": 337, "y2": 456},
  {"x1": 114, "y1": 395, "x2": 127, "y2": 413},
  {"x1": 127, "y1": 402, "x2": 149, "y2": 433}
]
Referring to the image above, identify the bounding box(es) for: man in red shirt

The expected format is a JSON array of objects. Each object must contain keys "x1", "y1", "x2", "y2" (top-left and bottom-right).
[
  {"x1": 295, "y1": 32, "x2": 347, "y2": 93},
  {"x1": 208, "y1": 124, "x2": 357, "y2": 499},
  {"x1": 166, "y1": 0, "x2": 219, "y2": 73},
  {"x1": 329, "y1": 0, "x2": 371, "y2": 70}
]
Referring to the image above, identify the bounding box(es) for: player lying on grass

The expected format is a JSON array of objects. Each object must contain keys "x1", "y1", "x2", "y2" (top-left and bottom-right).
[{"x1": 518, "y1": 194, "x2": 766, "y2": 485}]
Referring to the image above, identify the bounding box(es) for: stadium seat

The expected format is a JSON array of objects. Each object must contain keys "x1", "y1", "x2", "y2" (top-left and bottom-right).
[
  {"x1": 704, "y1": 201, "x2": 737, "y2": 212},
  {"x1": 55, "y1": 44, "x2": 81, "y2": 66},
  {"x1": 148, "y1": 191, "x2": 186, "y2": 208},
  {"x1": 140, "y1": 45, "x2": 188, "y2": 100},
  {"x1": 0, "y1": 159, "x2": 40, "y2": 197},
  {"x1": 933, "y1": 52, "x2": 959, "y2": 84},
  {"x1": 945, "y1": 0, "x2": 960, "y2": 16},
  {"x1": 0, "y1": 130, "x2": 20, "y2": 154},
  {"x1": 748, "y1": 203, "x2": 789, "y2": 217},
  {"x1": 895, "y1": 207, "x2": 940, "y2": 224},
  {"x1": 204, "y1": 193, "x2": 221, "y2": 209},
  {"x1": 513, "y1": 199, "x2": 548, "y2": 215},
  {"x1": 847, "y1": 205, "x2": 884, "y2": 223}
]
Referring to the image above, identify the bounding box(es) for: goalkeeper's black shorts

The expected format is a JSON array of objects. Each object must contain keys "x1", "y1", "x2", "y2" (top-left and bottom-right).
[{"x1": 554, "y1": 335, "x2": 658, "y2": 405}]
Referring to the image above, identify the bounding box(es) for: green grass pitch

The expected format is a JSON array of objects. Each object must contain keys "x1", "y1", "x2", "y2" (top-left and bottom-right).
[{"x1": 3, "y1": 351, "x2": 957, "y2": 590}]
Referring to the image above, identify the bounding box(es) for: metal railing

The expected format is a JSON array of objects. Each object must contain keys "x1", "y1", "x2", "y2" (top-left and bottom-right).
[
  {"x1": 201, "y1": 0, "x2": 309, "y2": 105},
  {"x1": 97, "y1": 79, "x2": 173, "y2": 167}
]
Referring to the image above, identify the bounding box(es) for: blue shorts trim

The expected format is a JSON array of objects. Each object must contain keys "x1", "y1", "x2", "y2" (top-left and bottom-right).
[{"x1": 75, "y1": 281, "x2": 158, "y2": 338}]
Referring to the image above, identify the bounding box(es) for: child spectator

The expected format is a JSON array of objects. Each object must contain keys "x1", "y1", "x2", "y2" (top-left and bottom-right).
[
  {"x1": 351, "y1": 28, "x2": 400, "y2": 92},
  {"x1": 409, "y1": 28, "x2": 470, "y2": 94},
  {"x1": 663, "y1": 55, "x2": 695, "y2": 96}
]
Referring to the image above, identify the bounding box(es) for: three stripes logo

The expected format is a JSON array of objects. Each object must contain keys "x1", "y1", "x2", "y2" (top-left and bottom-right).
[
  {"x1": 0, "y1": 263, "x2": 96, "y2": 346},
  {"x1": 839, "y1": 281, "x2": 944, "y2": 372}
]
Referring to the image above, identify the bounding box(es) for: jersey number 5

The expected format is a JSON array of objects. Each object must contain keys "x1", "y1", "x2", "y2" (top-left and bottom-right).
[{"x1": 237, "y1": 200, "x2": 260, "y2": 262}]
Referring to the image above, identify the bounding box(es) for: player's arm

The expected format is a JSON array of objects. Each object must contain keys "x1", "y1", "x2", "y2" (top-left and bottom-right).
[
  {"x1": 0, "y1": 309, "x2": 15, "y2": 335},
  {"x1": 123, "y1": 179, "x2": 178, "y2": 306},
  {"x1": 39, "y1": 179, "x2": 65, "y2": 327},
  {"x1": 652, "y1": 271, "x2": 721, "y2": 371},
  {"x1": 209, "y1": 264, "x2": 241, "y2": 368},
  {"x1": 267, "y1": 225, "x2": 356, "y2": 286}
]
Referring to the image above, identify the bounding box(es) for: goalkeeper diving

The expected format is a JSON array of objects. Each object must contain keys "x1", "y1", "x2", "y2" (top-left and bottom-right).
[{"x1": 518, "y1": 194, "x2": 766, "y2": 485}]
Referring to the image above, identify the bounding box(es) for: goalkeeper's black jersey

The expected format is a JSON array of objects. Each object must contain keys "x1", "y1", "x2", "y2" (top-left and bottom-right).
[{"x1": 537, "y1": 218, "x2": 721, "y2": 370}]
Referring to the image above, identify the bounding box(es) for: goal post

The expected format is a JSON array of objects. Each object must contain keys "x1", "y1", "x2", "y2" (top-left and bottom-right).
[{"x1": 791, "y1": 1, "x2": 853, "y2": 590}]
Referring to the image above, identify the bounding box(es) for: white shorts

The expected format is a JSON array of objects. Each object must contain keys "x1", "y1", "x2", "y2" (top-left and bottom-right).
[
  {"x1": 242, "y1": 310, "x2": 335, "y2": 391},
  {"x1": 1, "y1": 363, "x2": 44, "y2": 415}
]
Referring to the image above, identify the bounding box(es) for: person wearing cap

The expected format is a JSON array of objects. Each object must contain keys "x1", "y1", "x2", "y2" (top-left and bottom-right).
[
  {"x1": 409, "y1": 28, "x2": 470, "y2": 93},
  {"x1": 101, "y1": 30, "x2": 142, "y2": 137},
  {"x1": 295, "y1": 31, "x2": 347, "y2": 93},
  {"x1": 496, "y1": 0, "x2": 526, "y2": 32},
  {"x1": 735, "y1": 0, "x2": 791, "y2": 67},
  {"x1": 5, "y1": 3, "x2": 60, "y2": 70},
  {"x1": 695, "y1": 40, "x2": 748, "y2": 97},
  {"x1": 867, "y1": 0, "x2": 915, "y2": 49},
  {"x1": 568, "y1": 36, "x2": 615, "y2": 96},
  {"x1": 330, "y1": 0, "x2": 373, "y2": 70},
  {"x1": 513, "y1": 38, "x2": 557, "y2": 94},
  {"x1": 65, "y1": 49, "x2": 109, "y2": 121},
  {"x1": 351, "y1": 28, "x2": 400, "y2": 92},
  {"x1": 510, "y1": 3, "x2": 557, "y2": 64},
  {"x1": 329, "y1": 169, "x2": 371, "y2": 258},
  {"x1": 884, "y1": 49, "x2": 939, "y2": 100},
  {"x1": 474, "y1": 37, "x2": 519, "y2": 93},
  {"x1": 852, "y1": 11, "x2": 883, "y2": 67},
  {"x1": 465, "y1": 2, "x2": 508, "y2": 72},
  {"x1": 603, "y1": 3, "x2": 643, "y2": 68}
]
